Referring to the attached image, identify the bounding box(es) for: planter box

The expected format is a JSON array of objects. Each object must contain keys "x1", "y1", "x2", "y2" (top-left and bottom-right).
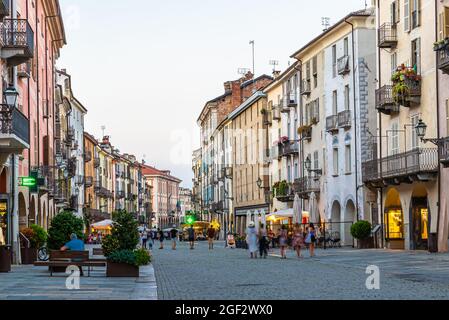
[
  {"x1": 107, "y1": 262, "x2": 139, "y2": 277},
  {"x1": 21, "y1": 247, "x2": 37, "y2": 265},
  {"x1": 358, "y1": 237, "x2": 375, "y2": 249},
  {"x1": 0, "y1": 246, "x2": 12, "y2": 273}
]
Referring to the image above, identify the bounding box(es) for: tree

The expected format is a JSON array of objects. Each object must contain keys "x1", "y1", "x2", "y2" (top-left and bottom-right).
[
  {"x1": 102, "y1": 210, "x2": 139, "y2": 257},
  {"x1": 47, "y1": 211, "x2": 84, "y2": 250}
]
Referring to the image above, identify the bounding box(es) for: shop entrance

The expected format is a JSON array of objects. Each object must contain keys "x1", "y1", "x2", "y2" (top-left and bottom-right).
[
  {"x1": 384, "y1": 188, "x2": 405, "y2": 250},
  {"x1": 410, "y1": 187, "x2": 429, "y2": 251}
]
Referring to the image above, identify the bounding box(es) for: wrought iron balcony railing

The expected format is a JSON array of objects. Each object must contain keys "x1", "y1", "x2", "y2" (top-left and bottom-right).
[
  {"x1": 0, "y1": 105, "x2": 30, "y2": 146},
  {"x1": 285, "y1": 93, "x2": 298, "y2": 107},
  {"x1": 84, "y1": 151, "x2": 92, "y2": 162},
  {"x1": 0, "y1": 0, "x2": 10, "y2": 19},
  {"x1": 437, "y1": 43, "x2": 449, "y2": 74},
  {"x1": 326, "y1": 115, "x2": 338, "y2": 133},
  {"x1": 337, "y1": 55, "x2": 350, "y2": 75},
  {"x1": 300, "y1": 80, "x2": 311, "y2": 96},
  {"x1": 272, "y1": 106, "x2": 281, "y2": 121},
  {"x1": 94, "y1": 157, "x2": 100, "y2": 168},
  {"x1": 338, "y1": 110, "x2": 351, "y2": 129},
  {"x1": 362, "y1": 148, "x2": 439, "y2": 186},
  {"x1": 293, "y1": 177, "x2": 320, "y2": 198},
  {"x1": 439, "y1": 137, "x2": 449, "y2": 168},
  {"x1": 84, "y1": 176, "x2": 93, "y2": 188},
  {"x1": 116, "y1": 190, "x2": 125, "y2": 199},
  {"x1": 378, "y1": 23, "x2": 397, "y2": 48},
  {"x1": 375, "y1": 85, "x2": 399, "y2": 115},
  {"x1": 0, "y1": 19, "x2": 35, "y2": 66},
  {"x1": 280, "y1": 141, "x2": 299, "y2": 157}
]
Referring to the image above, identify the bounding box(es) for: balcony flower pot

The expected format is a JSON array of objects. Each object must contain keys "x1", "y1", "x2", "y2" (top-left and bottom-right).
[
  {"x1": 0, "y1": 246, "x2": 12, "y2": 273},
  {"x1": 20, "y1": 247, "x2": 37, "y2": 265},
  {"x1": 106, "y1": 261, "x2": 139, "y2": 277}
]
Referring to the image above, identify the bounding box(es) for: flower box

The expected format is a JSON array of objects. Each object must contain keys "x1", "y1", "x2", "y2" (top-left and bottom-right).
[{"x1": 106, "y1": 261, "x2": 139, "y2": 277}]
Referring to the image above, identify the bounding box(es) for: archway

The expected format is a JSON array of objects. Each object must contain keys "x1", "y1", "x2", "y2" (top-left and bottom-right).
[
  {"x1": 0, "y1": 168, "x2": 7, "y2": 194},
  {"x1": 384, "y1": 188, "x2": 404, "y2": 250},
  {"x1": 410, "y1": 185, "x2": 429, "y2": 250},
  {"x1": 330, "y1": 200, "x2": 341, "y2": 237},
  {"x1": 43, "y1": 202, "x2": 47, "y2": 231},
  {"x1": 18, "y1": 192, "x2": 27, "y2": 231},
  {"x1": 344, "y1": 200, "x2": 356, "y2": 246},
  {"x1": 28, "y1": 196, "x2": 36, "y2": 226}
]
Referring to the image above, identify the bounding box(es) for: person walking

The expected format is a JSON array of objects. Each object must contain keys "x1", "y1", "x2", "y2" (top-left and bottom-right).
[
  {"x1": 246, "y1": 222, "x2": 258, "y2": 259},
  {"x1": 305, "y1": 223, "x2": 317, "y2": 258},
  {"x1": 279, "y1": 225, "x2": 288, "y2": 259},
  {"x1": 207, "y1": 226, "x2": 216, "y2": 250},
  {"x1": 141, "y1": 230, "x2": 148, "y2": 249},
  {"x1": 292, "y1": 224, "x2": 305, "y2": 259},
  {"x1": 170, "y1": 226, "x2": 178, "y2": 250},
  {"x1": 258, "y1": 224, "x2": 268, "y2": 259},
  {"x1": 268, "y1": 229, "x2": 275, "y2": 251},
  {"x1": 187, "y1": 225, "x2": 196, "y2": 250},
  {"x1": 158, "y1": 228, "x2": 164, "y2": 250}
]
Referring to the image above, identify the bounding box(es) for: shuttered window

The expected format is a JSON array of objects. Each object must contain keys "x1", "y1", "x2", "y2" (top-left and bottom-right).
[
  {"x1": 439, "y1": 7, "x2": 449, "y2": 40},
  {"x1": 411, "y1": 38, "x2": 421, "y2": 74},
  {"x1": 411, "y1": 0, "x2": 420, "y2": 29},
  {"x1": 404, "y1": 0, "x2": 410, "y2": 32}
]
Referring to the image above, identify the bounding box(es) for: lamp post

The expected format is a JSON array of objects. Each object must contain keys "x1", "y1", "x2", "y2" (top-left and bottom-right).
[
  {"x1": 305, "y1": 156, "x2": 322, "y2": 176},
  {"x1": 3, "y1": 87, "x2": 19, "y2": 108},
  {"x1": 415, "y1": 119, "x2": 442, "y2": 146}
]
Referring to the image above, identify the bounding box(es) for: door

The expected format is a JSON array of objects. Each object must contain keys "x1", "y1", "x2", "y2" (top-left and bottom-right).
[{"x1": 412, "y1": 197, "x2": 429, "y2": 250}]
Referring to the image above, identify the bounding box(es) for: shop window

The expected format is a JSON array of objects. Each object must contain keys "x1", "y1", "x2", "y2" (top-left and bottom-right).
[{"x1": 385, "y1": 209, "x2": 404, "y2": 239}]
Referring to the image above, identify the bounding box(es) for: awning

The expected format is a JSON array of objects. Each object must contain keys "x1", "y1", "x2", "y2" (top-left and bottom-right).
[
  {"x1": 266, "y1": 209, "x2": 294, "y2": 221},
  {"x1": 91, "y1": 219, "x2": 113, "y2": 230}
]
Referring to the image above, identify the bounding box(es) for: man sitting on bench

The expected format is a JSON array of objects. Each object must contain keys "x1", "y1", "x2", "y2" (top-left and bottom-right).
[{"x1": 60, "y1": 233, "x2": 86, "y2": 275}]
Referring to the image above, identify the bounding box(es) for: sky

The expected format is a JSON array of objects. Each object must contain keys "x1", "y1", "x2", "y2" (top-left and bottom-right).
[{"x1": 58, "y1": 0, "x2": 367, "y2": 189}]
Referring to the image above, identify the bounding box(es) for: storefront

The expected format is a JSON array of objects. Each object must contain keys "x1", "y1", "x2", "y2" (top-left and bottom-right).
[
  {"x1": 384, "y1": 207, "x2": 405, "y2": 250},
  {"x1": 234, "y1": 205, "x2": 269, "y2": 236},
  {"x1": 0, "y1": 198, "x2": 8, "y2": 246}
]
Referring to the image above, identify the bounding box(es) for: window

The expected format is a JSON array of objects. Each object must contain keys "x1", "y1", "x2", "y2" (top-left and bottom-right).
[
  {"x1": 312, "y1": 56, "x2": 318, "y2": 88},
  {"x1": 287, "y1": 163, "x2": 292, "y2": 182},
  {"x1": 313, "y1": 151, "x2": 319, "y2": 171},
  {"x1": 438, "y1": 7, "x2": 449, "y2": 40},
  {"x1": 391, "y1": 0, "x2": 400, "y2": 24},
  {"x1": 447, "y1": 99, "x2": 449, "y2": 137},
  {"x1": 411, "y1": 114, "x2": 419, "y2": 150},
  {"x1": 411, "y1": 0, "x2": 421, "y2": 29},
  {"x1": 332, "y1": 91, "x2": 338, "y2": 115},
  {"x1": 404, "y1": 0, "x2": 410, "y2": 32},
  {"x1": 391, "y1": 123, "x2": 400, "y2": 155},
  {"x1": 391, "y1": 52, "x2": 397, "y2": 76},
  {"x1": 314, "y1": 98, "x2": 320, "y2": 123},
  {"x1": 332, "y1": 45, "x2": 337, "y2": 78},
  {"x1": 345, "y1": 145, "x2": 352, "y2": 174},
  {"x1": 306, "y1": 61, "x2": 311, "y2": 88},
  {"x1": 344, "y1": 37, "x2": 349, "y2": 56},
  {"x1": 333, "y1": 148, "x2": 339, "y2": 176},
  {"x1": 344, "y1": 86, "x2": 350, "y2": 111},
  {"x1": 411, "y1": 38, "x2": 421, "y2": 74},
  {"x1": 294, "y1": 162, "x2": 298, "y2": 179}
]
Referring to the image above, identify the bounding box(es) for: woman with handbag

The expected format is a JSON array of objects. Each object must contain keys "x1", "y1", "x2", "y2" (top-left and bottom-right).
[{"x1": 305, "y1": 223, "x2": 317, "y2": 258}]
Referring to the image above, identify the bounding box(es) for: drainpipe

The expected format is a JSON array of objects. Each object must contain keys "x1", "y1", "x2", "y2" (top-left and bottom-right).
[
  {"x1": 434, "y1": 0, "x2": 441, "y2": 252},
  {"x1": 344, "y1": 18, "x2": 360, "y2": 222},
  {"x1": 295, "y1": 60, "x2": 306, "y2": 220}
]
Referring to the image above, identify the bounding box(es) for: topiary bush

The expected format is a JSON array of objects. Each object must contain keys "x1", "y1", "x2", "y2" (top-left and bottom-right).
[
  {"x1": 47, "y1": 211, "x2": 84, "y2": 250},
  {"x1": 351, "y1": 221, "x2": 372, "y2": 240},
  {"x1": 102, "y1": 210, "x2": 139, "y2": 258}
]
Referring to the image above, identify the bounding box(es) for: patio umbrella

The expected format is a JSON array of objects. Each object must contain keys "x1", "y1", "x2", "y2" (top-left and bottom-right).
[
  {"x1": 293, "y1": 194, "x2": 302, "y2": 225},
  {"x1": 260, "y1": 209, "x2": 267, "y2": 227},
  {"x1": 309, "y1": 192, "x2": 317, "y2": 223},
  {"x1": 246, "y1": 210, "x2": 252, "y2": 232}
]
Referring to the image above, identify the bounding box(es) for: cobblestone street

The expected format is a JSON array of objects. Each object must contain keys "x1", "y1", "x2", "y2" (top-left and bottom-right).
[{"x1": 153, "y1": 241, "x2": 449, "y2": 300}]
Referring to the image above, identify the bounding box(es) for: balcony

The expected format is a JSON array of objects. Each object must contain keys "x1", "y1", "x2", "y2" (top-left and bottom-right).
[
  {"x1": 0, "y1": 19, "x2": 35, "y2": 67},
  {"x1": 436, "y1": 43, "x2": 449, "y2": 74},
  {"x1": 362, "y1": 148, "x2": 439, "y2": 187},
  {"x1": 337, "y1": 55, "x2": 350, "y2": 75},
  {"x1": 338, "y1": 110, "x2": 351, "y2": 129},
  {"x1": 280, "y1": 141, "x2": 299, "y2": 157},
  {"x1": 94, "y1": 157, "x2": 100, "y2": 168},
  {"x1": 286, "y1": 93, "x2": 298, "y2": 107},
  {"x1": 210, "y1": 201, "x2": 224, "y2": 213},
  {"x1": 439, "y1": 137, "x2": 449, "y2": 168},
  {"x1": 272, "y1": 106, "x2": 281, "y2": 121},
  {"x1": 0, "y1": 0, "x2": 10, "y2": 20},
  {"x1": 75, "y1": 175, "x2": 84, "y2": 186},
  {"x1": 378, "y1": 23, "x2": 397, "y2": 48},
  {"x1": 67, "y1": 157, "x2": 77, "y2": 178},
  {"x1": 375, "y1": 85, "x2": 400, "y2": 115},
  {"x1": 70, "y1": 196, "x2": 79, "y2": 211},
  {"x1": 262, "y1": 110, "x2": 272, "y2": 126},
  {"x1": 84, "y1": 151, "x2": 92, "y2": 162},
  {"x1": 271, "y1": 145, "x2": 282, "y2": 160},
  {"x1": 116, "y1": 190, "x2": 125, "y2": 199},
  {"x1": 300, "y1": 80, "x2": 311, "y2": 96},
  {"x1": 298, "y1": 125, "x2": 312, "y2": 142},
  {"x1": 84, "y1": 176, "x2": 93, "y2": 188},
  {"x1": 224, "y1": 166, "x2": 233, "y2": 179},
  {"x1": 293, "y1": 177, "x2": 320, "y2": 199},
  {"x1": 272, "y1": 181, "x2": 294, "y2": 203},
  {"x1": 0, "y1": 105, "x2": 30, "y2": 154},
  {"x1": 326, "y1": 115, "x2": 338, "y2": 134},
  {"x1": 86, "y1": 209, "x2": 110, "y2": 223},
  {"x1": 17, "y1": 61, "x2": 31, "y2": 78},
  {"x1": 394, "y1": 78, "x2": 421, "y2": 107}
]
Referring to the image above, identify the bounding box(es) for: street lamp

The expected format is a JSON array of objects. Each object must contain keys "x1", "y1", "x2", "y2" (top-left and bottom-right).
[
  {"x1": 305, "y1": 156, "x2": 323, "y2": 175},
  {"x1": 416, "y1": 119, "x2": 441, "y2": 145},
  {"x1": 3, "y1": 87, "x2": 19, "y2": 107},
  {"x1": 256, "y1": 177, "x2": 263, "y2": 189}
]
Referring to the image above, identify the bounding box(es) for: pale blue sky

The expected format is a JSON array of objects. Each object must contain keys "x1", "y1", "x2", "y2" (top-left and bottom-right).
[{"x1": 58, "y1": 0, "x2": 367, "y2": 188}]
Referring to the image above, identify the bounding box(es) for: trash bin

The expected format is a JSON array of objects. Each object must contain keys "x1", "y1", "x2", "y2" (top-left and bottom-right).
[
  {"x1": 0, "y1": 246, "x2": 12, "y2": 273},
  {"x1": 428, "y1": 233, "x2": 438, "y2": 253}
]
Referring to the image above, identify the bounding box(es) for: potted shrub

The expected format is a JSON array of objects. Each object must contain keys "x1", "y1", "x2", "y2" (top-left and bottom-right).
[
  {"x1": 21, "y1": 225, "x2": 47, "y2": 265},
  {"x1": 351, "y1": 221, "x2": 374, "y2": 249},
  {"x1": 102, "y1": 210, "x2": 151, "y2": 277}
]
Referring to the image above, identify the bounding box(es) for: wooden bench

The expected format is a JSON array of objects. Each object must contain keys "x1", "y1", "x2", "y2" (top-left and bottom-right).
[
  {"x1": 34, "y1": 251, "x2": 107, "y2": 277},
  {"x1": 92, "y1": 248, "x2": 104, "y2": 256}
]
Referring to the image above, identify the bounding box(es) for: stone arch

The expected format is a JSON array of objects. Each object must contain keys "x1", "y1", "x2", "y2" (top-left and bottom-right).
[
  {"x1": 384, "y1": 188, "x2": 405, "y2": 249},
  {"x1": 330, "y1": 200, "x2": 341, "y2": 235},
  {"x1": 344, "y1": 199, "x2": 356, "y2": 246},
  {"x1": 18, "y1": 192, "x2": 28, "y2": 231},
  {"x1": 29, "y1": 195, "x2": 37, "y2": 226},
  {"x1": 43, "y1": 202, "x2": 48, "y2": 231},
  {"x1": 410, "y1": 185, "x2": 430, "y2": 250},
  {"x1": 0, "y1": 167, "x2": 8, "y2": 194}
]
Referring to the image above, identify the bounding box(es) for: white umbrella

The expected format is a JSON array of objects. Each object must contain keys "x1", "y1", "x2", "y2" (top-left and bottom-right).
[
  {"x1": 92, "y1": 219, "x2": 113, "y2": 228},
  {"x1": 293, "y1": 194, "x2": 302, "y2": 225},
  {"x1": 261, "y1": 209, "x2": 267, "y2": 227},
  {"x1": 309, "y1": 192, "x2": 317, "y2": 223},
  {"x1": 246, "y1": 210, "x2": 252, "y2": 232}
]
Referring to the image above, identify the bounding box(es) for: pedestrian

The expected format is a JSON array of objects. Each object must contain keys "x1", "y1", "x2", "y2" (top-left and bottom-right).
[
  {"x1": 227, "y1": 232, "x2": 236, "y2": 249},
  {"x1": 187, "y1": 225, "x2": 196, "y2": 250},
  {"x1": 207, "y1": 225, "x2": 216, "y2": 250},
  {"x1": 268, "y1": 229, "x2": 275, "y2": 251},
  {"x1": 158, "y1": 228, "x2": 164, "y2": 250},
  {"x1": 305, "y1": 223, "x2": 317, "y2": 258},
  {"x1": 151, "y1": 230, "x2": 157, "y2": 246},
  {"x1": 292, "y1": 224, "x2": 305, "y2": 259},
  {"x1": 279, "y1": 225, "x2": 288, "y2": 259},
  {"x1": 258, "y1": 223, "x2": 268, "y2": 259},
  {"x1": 170, "y1": 226, "x2": 178, "y2": 250},
  {"x1": 141, "y1": 230, "x2": 148, "y2": 249},
  {"x1": 246, "y1": 221, "x2": 258, "y2": 259}
]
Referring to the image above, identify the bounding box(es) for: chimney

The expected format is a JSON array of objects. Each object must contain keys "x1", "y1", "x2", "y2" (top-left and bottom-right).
[
  {"x1": 102, "y1": 136, "x2": 110, "y2": 144},
  {"x1": 272, "y1": 70, "x2": 281, "y2": 79},
  {"x1": 245, "y1": 71, "x2": 254, "y2": 81}
]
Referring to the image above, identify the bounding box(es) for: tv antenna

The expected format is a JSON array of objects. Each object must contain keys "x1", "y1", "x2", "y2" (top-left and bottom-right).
[
  {"x1": 101, "y1": 125, "x2": 106, "y2": 138},
  {"x1": 321, "y1": 17, "x2": 330, "y2": 31},
  {"x1": 269, "y1": 60, "x2": 279, "y2": 72},
  {"x1": 238, "y1": 68, "x2": 251, "y2": 76}
]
